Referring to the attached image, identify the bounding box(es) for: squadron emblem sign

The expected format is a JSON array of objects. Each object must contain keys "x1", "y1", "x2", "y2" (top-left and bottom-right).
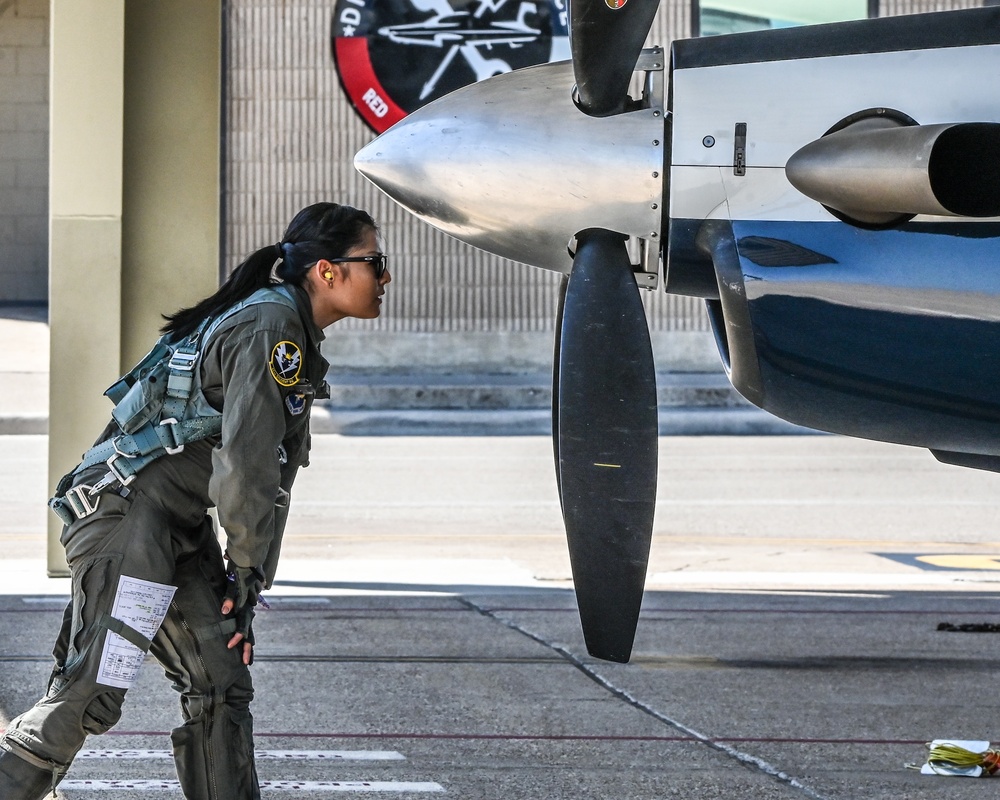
[{"x1": 332, "y1": 0, "x2": 569, "y2": 133}]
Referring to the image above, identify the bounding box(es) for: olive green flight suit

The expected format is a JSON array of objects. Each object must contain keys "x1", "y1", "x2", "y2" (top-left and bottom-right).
[{"x1": 0, "y1": 284, "x2": 329, "y2": 800}]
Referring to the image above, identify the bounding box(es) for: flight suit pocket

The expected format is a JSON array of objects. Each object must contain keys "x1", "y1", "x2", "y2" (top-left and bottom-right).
[
  {"x1": 60, "y1": 554, "x2": 122, "y2": 677},
  {"x1": 59, "y1": 492, "x2": 132, "y2": 564},
  {"x1": 81, "y1": 689, "x2": 126, "y2": 735}
]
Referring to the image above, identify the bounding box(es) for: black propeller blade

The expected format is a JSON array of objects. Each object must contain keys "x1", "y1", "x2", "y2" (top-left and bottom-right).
[
  {"x1": 570, "y1": 0, "x2": 660, "y2": 116},
  {"x1": 555, "y1": 228, "x2": 658, "y2": 663}
]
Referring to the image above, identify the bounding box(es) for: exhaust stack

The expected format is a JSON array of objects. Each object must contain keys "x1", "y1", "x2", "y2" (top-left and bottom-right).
[{"x1": 786, "y1": 120, "x2": 1000, "y2": 226}]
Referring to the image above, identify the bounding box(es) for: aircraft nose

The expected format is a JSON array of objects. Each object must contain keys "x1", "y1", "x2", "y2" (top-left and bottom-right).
[{"x1": 354, "y1": 59, "x2": 664, "y2": 274}]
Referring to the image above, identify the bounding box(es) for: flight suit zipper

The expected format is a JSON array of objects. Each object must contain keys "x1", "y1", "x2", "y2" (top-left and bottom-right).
[{"x1": 172, "y1": 600, "x2": 219, "y2": 800}]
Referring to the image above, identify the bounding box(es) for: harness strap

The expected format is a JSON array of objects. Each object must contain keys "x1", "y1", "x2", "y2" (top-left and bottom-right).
[
  {"x1": 71, "y1": 417, "x2": 225, "y2": 480},
  {"x1": 99, "y1": 612, "x2": 153, "y2": 653},
  {"x1": 88, "y1": 416, "x2": 225, "y2": 466},
  {"x1": 48, "y1": 483, "x2": 131, "y2": 526},
  {"x1": 161, "y1": 338, "x2": 202, "y2": 422},
  {"x1": 51, "y1": 287, "x2": 300, "y2": 519}
]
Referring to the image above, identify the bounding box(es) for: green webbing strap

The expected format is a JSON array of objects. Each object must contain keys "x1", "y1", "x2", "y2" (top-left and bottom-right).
[
  {"x1": 71, "y1": 416, "x2": 224, "y2": 478},
  {"x1": 161, "y1": 335, "x2": 203, "y2": 422},
  {"x1": 99, "y1": 612, "x2": 153, "y2": 653}
]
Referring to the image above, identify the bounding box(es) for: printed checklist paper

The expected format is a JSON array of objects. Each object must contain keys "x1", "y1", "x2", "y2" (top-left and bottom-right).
[{"x1": 97, "y1": 575, "x2": 176, "y2": 689}]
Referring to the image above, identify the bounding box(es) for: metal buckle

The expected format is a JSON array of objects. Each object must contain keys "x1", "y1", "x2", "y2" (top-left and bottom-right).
[
  {"x1": 168, "y1": 351, "x2": 198, "y2": 371},
  {"x1": 105, "y1": 452, "x2": 137, "y2": 486},
  {"x1": 64, "y1": 485, "x2": 100, "y2": 520},
  {"x1": 159, "y1": 417, "x2": 185, "y2": 455}
]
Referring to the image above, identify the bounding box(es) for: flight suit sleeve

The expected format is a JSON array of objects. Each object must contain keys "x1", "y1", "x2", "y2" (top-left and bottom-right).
[
  {"x1": 259, "y1": 413, "x2": 312, "y2": 586},
  {"x1": 208, "y1": 323, "x2": 300, "y2": 570},
  {"x1": 261, "y1": 456, "x2": 301, "y2": 588}
]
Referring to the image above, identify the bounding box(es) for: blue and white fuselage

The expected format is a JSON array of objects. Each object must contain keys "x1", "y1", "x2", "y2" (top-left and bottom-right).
[{"x1": 668, "y1": 14, "x2": 1000, "y2": 459}]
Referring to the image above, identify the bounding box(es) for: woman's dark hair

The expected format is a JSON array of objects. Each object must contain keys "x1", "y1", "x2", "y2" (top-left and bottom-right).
[{"x1": 161, "y1": 202, "x2": 377, "y2": 338}]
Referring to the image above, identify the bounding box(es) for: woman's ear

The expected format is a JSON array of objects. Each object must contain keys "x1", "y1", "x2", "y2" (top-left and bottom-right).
[{"x1": 316, "y1": 259, "x2": 336, "y2": 286}]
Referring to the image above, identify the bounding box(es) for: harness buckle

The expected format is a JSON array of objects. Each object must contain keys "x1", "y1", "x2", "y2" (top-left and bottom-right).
[
  {"x1": 159, "y1": 417, "x2": 185, "y2": 455},
  {"x1": 105, "y1": 452, "x2": 137, "y2": 487},
  {"x1": 275, "y1": 487, "x2": 290, "y2": 508},
  {"x1": 64, "y1": 485, "x2": 100, "y2": 520},
  {"x1": 168, "y1": 350, "x2": 198, "y2": 371}
]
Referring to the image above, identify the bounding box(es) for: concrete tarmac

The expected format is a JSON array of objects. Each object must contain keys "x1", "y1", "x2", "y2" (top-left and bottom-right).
[
  {"x1": 4, "y1": 305, "x2": 1000, "y2": 797},
  {"x1": 3, "y1": 433, "x2": 1000, "y2": 799}
]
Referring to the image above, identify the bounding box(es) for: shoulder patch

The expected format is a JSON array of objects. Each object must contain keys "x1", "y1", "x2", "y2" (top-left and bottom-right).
[
  {"x1": 285, "y1": 389, "x2": 308, "y2": 416},
  {"x1": 269, "y1": 341, "x2": 303, "y2": 386}
]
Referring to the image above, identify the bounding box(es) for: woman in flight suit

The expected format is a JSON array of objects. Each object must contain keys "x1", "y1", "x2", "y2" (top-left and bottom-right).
[{"x1": 0, "y1": 202, "x2": 391, "y2": 800}]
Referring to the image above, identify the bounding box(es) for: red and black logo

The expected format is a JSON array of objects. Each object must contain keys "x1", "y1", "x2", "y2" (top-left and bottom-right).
[{"x1": 332, "y1": 0, "x2": 569, "y2": 133}]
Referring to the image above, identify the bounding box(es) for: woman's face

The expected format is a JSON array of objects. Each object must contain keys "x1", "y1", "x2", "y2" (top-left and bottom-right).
[{"x1": 314, "y1": 226, "x2": 391, "y2": 326}]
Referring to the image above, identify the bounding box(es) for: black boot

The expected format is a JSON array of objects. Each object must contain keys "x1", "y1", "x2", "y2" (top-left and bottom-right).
[{"x1": 0, "y1": 746, "x2": 57, "y2": 800}]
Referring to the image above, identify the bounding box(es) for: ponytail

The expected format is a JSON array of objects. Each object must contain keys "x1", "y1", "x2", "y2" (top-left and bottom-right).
[{"x1": 161, "y1": 203, "x2": 377, "y2": 339}]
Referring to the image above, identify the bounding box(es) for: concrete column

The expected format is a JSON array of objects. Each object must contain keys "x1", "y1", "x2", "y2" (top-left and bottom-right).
[
  {"x1": 48, "y1": 0, "x2": 126, "y2": 576},
  {"x1": 47, "y1": 1, "x2": 220, "y2": 575},
  {"x1": 120, "y1": 2, "x2": 222, "y2": 369}
]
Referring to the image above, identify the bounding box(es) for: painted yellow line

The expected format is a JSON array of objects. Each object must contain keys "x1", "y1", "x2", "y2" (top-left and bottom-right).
[{"x1": 916, "y1": 554, "x2": 1000, "y2": 571}]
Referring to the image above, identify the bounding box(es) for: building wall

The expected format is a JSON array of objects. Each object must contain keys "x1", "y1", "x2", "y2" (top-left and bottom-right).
[
  {"x1": 223, "y1": 0, "x2": 705, "y2": 349},
  {"x1": 0, "y1": 0, "x2": 48, "y2": 303},
  {"x1": 0, "y1": 0, "x2": 987, "y2": 324}
]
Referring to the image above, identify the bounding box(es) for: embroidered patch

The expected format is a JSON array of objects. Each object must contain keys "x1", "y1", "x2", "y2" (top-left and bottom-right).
[
  {"x1": 269, "y1": 341, "x2": 302, "y2": 387},
  {"x1": 285, "y1": 390, "x2": 308, "y2": 416}
]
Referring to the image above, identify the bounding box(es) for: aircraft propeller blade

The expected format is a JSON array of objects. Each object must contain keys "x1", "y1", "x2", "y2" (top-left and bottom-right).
[
  {"x1": 555, "y1": 228, "x2": 658, "y2": 662},
  {"x1": 570, "y1": 0, "x2": 660, "y2": 116}
]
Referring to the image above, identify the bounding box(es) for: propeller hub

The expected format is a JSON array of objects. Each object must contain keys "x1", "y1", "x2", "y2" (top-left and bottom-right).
[{"x1": 354, "y1": 59, "x2": 665, "y2": 273}]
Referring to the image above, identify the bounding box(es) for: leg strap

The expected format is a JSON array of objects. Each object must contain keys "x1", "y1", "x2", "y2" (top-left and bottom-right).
[{"x1": 99, "y1": 612, "x2": 153, "y2": 653}]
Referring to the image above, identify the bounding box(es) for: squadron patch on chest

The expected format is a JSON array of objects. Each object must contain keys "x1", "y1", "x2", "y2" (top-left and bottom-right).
[{"x1": 269, "y1": 341, "x2": 302, "y2": 387}]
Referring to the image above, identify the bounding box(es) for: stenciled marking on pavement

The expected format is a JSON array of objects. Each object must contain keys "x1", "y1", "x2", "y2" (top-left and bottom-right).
[
  {"x1": 460, "y1": 598, "x2": 833, "y2": 800},
  {"x1": 59, "y1": 780, "x2": 445, "y2": 792},
  {"x1": 75, "y1": 749, "x2": 405, "y2": 761},
  {"x1": 59, "y1": 750, "x2": 438, "y2": 794}
]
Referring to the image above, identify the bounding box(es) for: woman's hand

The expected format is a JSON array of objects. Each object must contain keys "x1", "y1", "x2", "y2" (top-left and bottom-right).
[
  {"x1": 222, "y1": 561, "x2": 265, "y2": 666},
  {"x1": 221, "y1": 596, "x2": 255, "y2": 665}
]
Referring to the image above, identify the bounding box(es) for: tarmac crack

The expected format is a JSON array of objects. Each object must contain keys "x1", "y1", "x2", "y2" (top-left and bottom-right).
[{"x1": 460, "y1": 598, "x2": 832, "y2": 800}]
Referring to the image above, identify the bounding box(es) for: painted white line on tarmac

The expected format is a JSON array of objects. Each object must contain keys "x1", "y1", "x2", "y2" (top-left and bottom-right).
[
  {"x1": 274, "y1": 596, "x2": 332, "y2": 604},
  {"x1": 60, "y1": 780, "x2": 445, "y2": 792},
  {"x1": 75, "y1": 749, "x2": 405, "y2": 761}
]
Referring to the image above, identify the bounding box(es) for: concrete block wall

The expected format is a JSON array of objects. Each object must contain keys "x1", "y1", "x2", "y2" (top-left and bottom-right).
[
  {"x1": 881, "y1": 0, "x2": 982, "y2": 12},
  {"x1": 0, "y1": 0, "x2": 48, "y2": 303}
]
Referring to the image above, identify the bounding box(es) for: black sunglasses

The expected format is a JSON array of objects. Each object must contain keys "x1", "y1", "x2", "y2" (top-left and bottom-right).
[{"x1": 327, "y1": 254, "x2": 388, "y2": 280}]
